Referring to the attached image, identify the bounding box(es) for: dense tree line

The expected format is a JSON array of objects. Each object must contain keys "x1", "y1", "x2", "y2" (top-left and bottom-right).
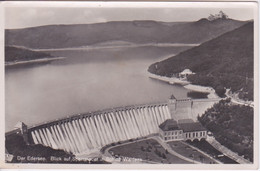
[
  {"x1": 6, "y1": 134, "x2": 73, "y2": 163},
  {"x1": 148, "y1": 22, "x2": 253, "y2": 101},
  {"x1": 5, "y1": 46, "x2": 53, "y2": 62},
  {"x1": 187, "y1": 74, "x2": 253, "y2": 100},
  {"x1": 6, "y1": 19, "x2": 245, "y2": 49},
  {"x1": 198, "y1": 99, "x2": 253, "y2": 161}
]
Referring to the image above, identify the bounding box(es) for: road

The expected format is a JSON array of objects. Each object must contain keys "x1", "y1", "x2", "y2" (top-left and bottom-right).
[
  {"x1": 180, "y1": 141, "x2": 222, "y2": 164},
  {"x1": 225, "y1": 89, "x2": 254, "y2": 107},
  {"x1": 206, "y1": 136, "x2": 252, "y2": 164},
  {"x1": 151, "y1": 137, "x2": 199, "y2": 164}
]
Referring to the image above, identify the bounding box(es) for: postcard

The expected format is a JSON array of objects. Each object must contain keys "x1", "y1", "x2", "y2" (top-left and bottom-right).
[{"x1": 0, "y1": 1, "x2": 258, "y2": 169}]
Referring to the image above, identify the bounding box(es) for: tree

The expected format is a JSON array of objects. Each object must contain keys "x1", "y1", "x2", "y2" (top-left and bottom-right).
[
  {"x1": 207, "y1": 11, "x2": 229, "y2": 21},
  {"x1": 215, "y1": 85, "x2": 225, "y2": 97},
  {"x1": 219, "y1": 11, "x2": 229, "y2": 19},
  {"x1": 199, "y1": 155, "x2": 204, "y2": 163},
  {"x1": 162, "y1": 153, "x2": 166, "y2": 159}
]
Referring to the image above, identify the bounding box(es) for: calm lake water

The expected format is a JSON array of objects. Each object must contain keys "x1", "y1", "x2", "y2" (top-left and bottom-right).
[{"x1": 5, "y1": 46, "x2": 192, "y2": 131}]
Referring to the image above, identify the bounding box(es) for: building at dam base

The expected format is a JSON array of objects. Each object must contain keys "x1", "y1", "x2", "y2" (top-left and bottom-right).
[
  {"x1": 158, "y1": 119, "x2": 207, "y2": 142},
  {"x1": 7, "y1": 95, "x2": 219, "y2": 156}
]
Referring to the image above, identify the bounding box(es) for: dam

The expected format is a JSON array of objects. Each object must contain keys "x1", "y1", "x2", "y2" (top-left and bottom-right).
[
  {"x1": 10, "y1": 97, "x2": 220, "y2": 156},
  {"x1": 29, "y1": 103, "x2": 171, "y2": 155}
]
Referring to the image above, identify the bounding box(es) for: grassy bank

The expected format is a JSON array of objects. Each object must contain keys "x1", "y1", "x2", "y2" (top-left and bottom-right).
[{"x1": 108, "y1": 139, "x2": 190, "y2": 164}]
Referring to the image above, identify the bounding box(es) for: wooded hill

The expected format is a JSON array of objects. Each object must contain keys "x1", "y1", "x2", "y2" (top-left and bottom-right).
[
  {"x1": 5, "y1": 19, "x2": 246, "y2": 49},
  {"x1": 5, "y1": 46, "x2": 53, "y2": 62},
  {"x1": 198, "y1": 99, "x2": 253, "y2": 162},
  {"x1": 148, "y1": 22, "x2": 254, "y2": 100}
]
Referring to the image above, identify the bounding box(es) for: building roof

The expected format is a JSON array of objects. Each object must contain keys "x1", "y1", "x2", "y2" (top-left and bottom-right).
[
  {"x1": 179, "y1": 122, "x2": 207, "y2": 132},
  {"x1": 170, "y1": 94, "x2": 176, "y2": 100},
  {"x1": 180, "y1": 69, "x2": 194, "y2": 75},
  {"x1": 159, "y1": 119, "x2": 180, "y2": 131},
  {"x1": 178, "y1": 119, "x2": 194, "y2": 124},
  {"x1": 14, "y1": 121, "x2": 26, "y2": 129}
]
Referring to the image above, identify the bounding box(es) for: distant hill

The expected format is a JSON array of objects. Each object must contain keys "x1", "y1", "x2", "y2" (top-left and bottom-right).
[
  {"x1": 5, "y1": 19, "x2": 246, "y2": 49},
  {"x1": 5, "y1": 46, "x2": 53, "y2": 62},
  {"x1": 148, "y1": 22, "x2": 254, "y2": 100}
]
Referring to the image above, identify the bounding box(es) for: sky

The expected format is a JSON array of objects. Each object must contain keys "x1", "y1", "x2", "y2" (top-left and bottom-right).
[{"x1": 4, "y1": 2, "x2": 256, "y2": 29}]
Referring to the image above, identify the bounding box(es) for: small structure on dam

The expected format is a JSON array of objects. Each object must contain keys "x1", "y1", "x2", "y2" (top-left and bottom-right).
[
  {"x1": 168, "y1": 94, "x2": 193, "y2": 120},
  {"x1": 6, "y1": 121, "x2": 29, "y2": 145}
]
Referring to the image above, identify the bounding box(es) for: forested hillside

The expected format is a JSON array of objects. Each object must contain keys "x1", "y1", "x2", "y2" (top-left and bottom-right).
[
  {"x1": 198, "y1": 99, "x2": 253, "y2": 162},
  {"x1": 5, "y1": 46, "x2": 53, "y2": 62},
  {"x1": 148, "y1": 22, "x2": 253, "y2": 100},
  {"x1": 5, "y1": 19, "x2": 245, "y2": 49}
]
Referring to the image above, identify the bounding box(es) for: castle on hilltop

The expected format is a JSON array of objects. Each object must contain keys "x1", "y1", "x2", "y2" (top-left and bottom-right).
[{"x1": 208, "y1": 11, "x2": 229, "y2": 21}]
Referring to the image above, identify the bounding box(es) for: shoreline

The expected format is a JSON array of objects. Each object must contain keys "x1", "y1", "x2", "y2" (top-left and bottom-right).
[
  {"x1": 148, "y1": 72, "x2": 254, "y2": 105},
  {"x1": 184, "y1": 84, "x2": 219, "y2": 99},
  {"x1": 148, "y1": 72, "x2": 219, "y2": 99},
  {"x1": 5, "y1": 57, "x2": 66, "y2": 66},
  {"x1": 148, "y1": 72, "x2": 190, "y2": 86},
  {"x1": 8, "y1": 43, "x2": 199, "y2": 52}
]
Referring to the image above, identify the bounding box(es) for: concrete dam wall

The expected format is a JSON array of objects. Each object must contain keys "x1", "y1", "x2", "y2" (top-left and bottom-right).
[
  {"x1": 28, "y1": 103, "x2": 171, "y2": 155},
  {"x1": 25, "y1": 98, "x2": 220, "y2": 155}
]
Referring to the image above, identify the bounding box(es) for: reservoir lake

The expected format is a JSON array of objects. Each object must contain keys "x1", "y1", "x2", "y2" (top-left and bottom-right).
[{"x1": 5, "y1": 46, "x2": 194, "y2": 131}]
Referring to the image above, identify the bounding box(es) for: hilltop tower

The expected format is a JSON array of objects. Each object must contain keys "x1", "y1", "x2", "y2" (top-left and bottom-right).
[{"x1": 168, "y1": 94, "x2": 177, "y2": 119}]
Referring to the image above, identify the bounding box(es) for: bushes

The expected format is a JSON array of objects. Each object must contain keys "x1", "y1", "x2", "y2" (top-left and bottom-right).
[
  {"x1": 215, "y1": 85, "x2": 225, "y2": 97},
  {"x1": 6, "y1": 134, "x2": 111, "y2": 164},
  {"x1": 6, "y1": 134, "x2": 73, "y2": 163},
  {"x1": 187, "y1": 73, "x2": 252, "y2": 99},
  {"x1": 154, "y1": 148, "x2": 166, "y2": 159},
  {"x1": 199, "y1": 99, "x2": 253, "y2": 162}
]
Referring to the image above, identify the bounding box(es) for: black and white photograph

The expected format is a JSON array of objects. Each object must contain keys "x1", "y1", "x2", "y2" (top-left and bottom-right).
[{"x1": 2, "y1": 1, "x2": 258, "y2": 169}]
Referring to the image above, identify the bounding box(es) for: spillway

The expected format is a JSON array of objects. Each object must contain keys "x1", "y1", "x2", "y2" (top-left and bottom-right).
[
  {"x1": 28, "y1": 97, "x2": 219, "y2": 155},
  {"x1": 29, "y1": 104, "x2": 171, "y2": 155}
]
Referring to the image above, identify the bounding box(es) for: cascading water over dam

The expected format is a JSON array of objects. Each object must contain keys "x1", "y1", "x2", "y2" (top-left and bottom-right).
[
  {"x1": 26, "y1": 96, "x2": 219, "y2": 155},
  {"x1": 30, "y1": 104, "x2": 172, "y2": 155}
]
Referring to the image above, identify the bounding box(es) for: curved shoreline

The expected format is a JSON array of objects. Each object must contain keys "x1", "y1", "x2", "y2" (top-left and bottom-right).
[
  {"x1": 148, "y1": 72, "x2": 219, "y2": 99},
  {"x1": 8, "y1": 43, "x2": 199, "y2": 52},
  {"x1": 5, "y1": 57, "x2": 66, "y2": 66}
]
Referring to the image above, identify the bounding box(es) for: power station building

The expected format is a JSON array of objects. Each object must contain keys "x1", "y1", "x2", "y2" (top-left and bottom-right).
[
  {"x1": 161, "y1": 94, "x2": 207, "y2": 142},
  {"x1": 159, "y1": 119, "x2": 207, "y2": 142}
]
